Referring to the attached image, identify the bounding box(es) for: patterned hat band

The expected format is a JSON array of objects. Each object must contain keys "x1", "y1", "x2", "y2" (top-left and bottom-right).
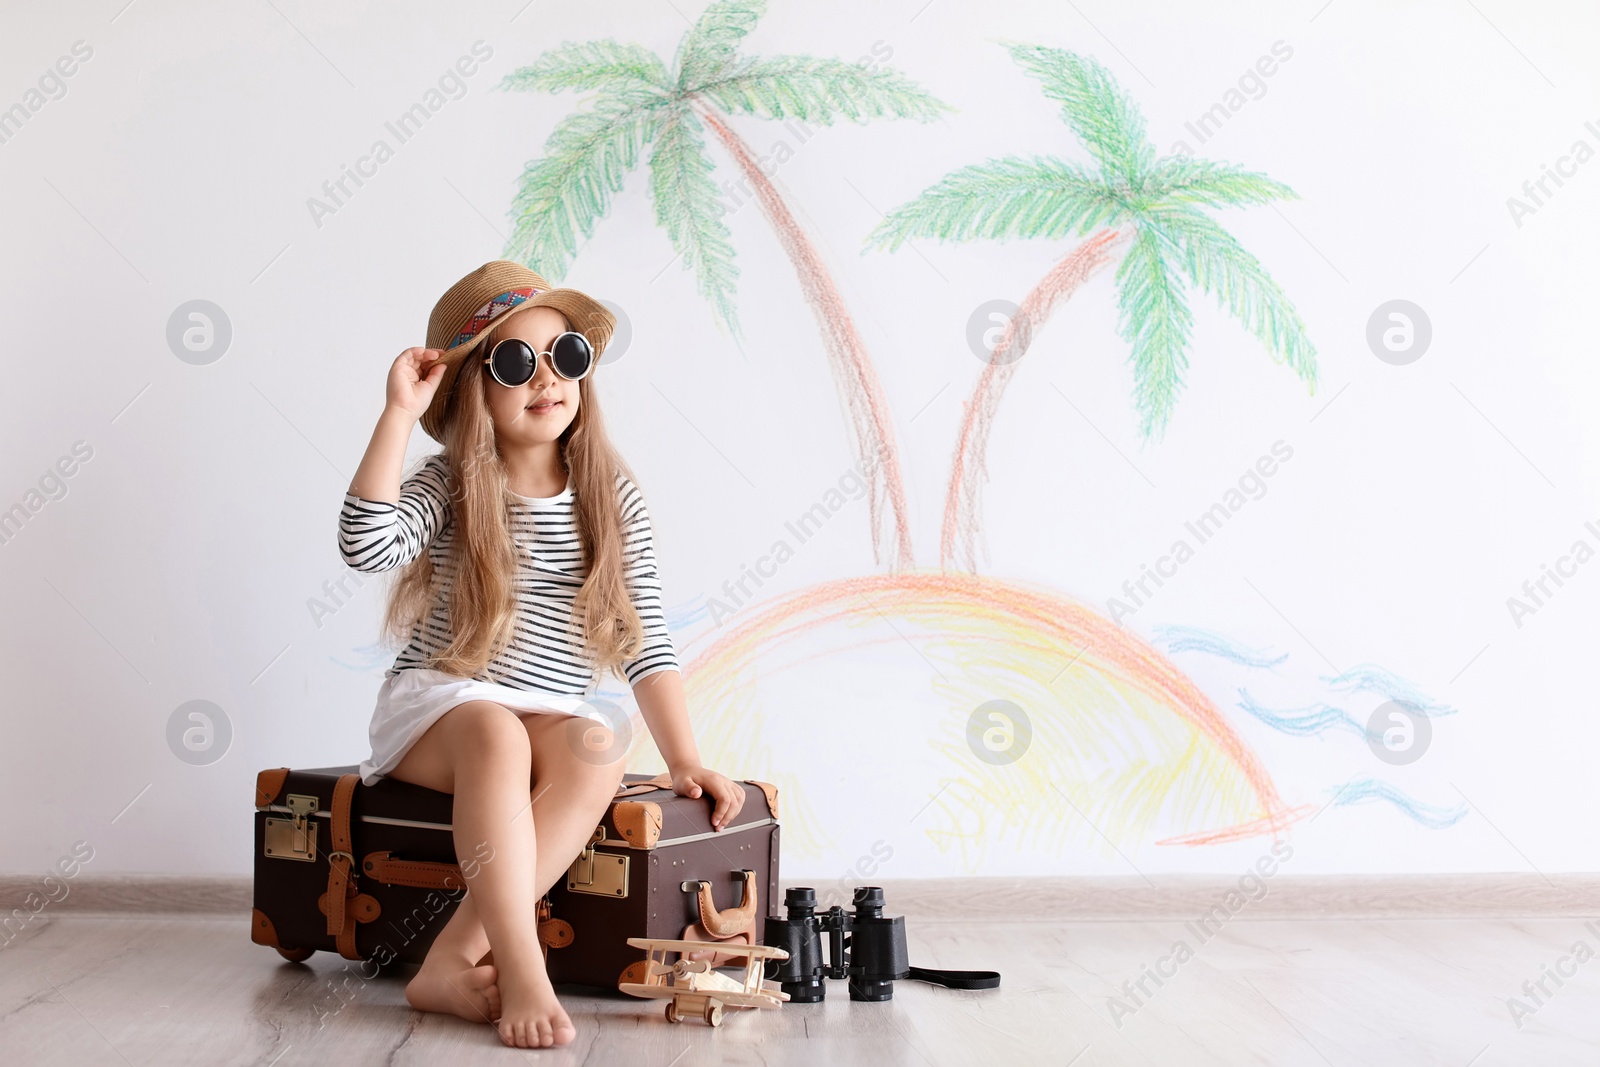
[{"x1": 448, "y1": 286, "x2": 543, "y2": 349}]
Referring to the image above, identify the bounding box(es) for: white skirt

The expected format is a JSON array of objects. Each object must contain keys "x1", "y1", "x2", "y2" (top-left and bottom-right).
[{"x1": 358, "y1": 667, "x2": 607, "y2": 786}]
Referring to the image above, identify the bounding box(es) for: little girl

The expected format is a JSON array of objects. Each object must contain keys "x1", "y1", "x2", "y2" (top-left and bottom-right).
[{"x1": 337, "y1": 261, "x2": 745, "y2": 1049}]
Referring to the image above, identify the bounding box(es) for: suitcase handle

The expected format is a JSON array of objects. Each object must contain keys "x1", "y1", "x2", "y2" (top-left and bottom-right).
[
  {"x1": 683, "y1": 869, "x2": 758, "y2": 939},
  {"x1": 362, "y1": 850, "x2": 466, "y2": 891}
]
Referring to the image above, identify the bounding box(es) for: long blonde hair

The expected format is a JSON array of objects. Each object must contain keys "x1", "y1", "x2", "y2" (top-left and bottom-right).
[{"x1": 380, "y1": 317, "x2": 645, "y2": 679}]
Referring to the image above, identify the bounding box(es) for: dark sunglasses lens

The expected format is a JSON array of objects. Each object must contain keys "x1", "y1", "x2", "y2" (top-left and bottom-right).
[
  {"x1": 491, "y1": 339, "x2": 535, "y2": 385},
  {"x1": 551, "y1": 332, "x2": 593, "y2": 379}
]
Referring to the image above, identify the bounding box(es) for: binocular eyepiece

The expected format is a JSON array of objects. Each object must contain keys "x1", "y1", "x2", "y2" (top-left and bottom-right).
[{"x1": 763, "y1": 885, "x2": 910, "y2": 1002}]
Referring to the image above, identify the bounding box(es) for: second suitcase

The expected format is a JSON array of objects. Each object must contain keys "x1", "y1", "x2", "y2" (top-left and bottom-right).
[{"x1": 547, "y1": 772, "x2": 781, "y2": 988}]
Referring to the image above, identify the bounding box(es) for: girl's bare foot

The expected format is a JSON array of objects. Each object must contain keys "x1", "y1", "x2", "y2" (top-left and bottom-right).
[
  {"x1": 495, "y1": 952, "x2": 575, "y2": 1048},
  {"x1": 405, "y1": 961, "x2": 501, "y2": 1024}
]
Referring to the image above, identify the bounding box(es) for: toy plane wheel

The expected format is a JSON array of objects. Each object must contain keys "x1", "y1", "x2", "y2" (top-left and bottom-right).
[
  {"x1": 704, "y1": 1002, "x2": 724, "y2": 1027},
  {"x1": 665, "y1": 1001, "x2": 681, "y2": 1024}
]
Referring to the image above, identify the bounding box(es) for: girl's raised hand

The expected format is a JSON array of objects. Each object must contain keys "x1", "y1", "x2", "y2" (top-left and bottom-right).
[
  {"x1": 670, "y1": 765, "x2": 746, "y2": 831},
  {"x1": 386, "y1": 347, "x2": 447, "y2": 420}
]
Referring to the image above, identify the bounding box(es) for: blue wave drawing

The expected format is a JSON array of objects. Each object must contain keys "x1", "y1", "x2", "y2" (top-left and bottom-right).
[
  {"x1": 667, "y1": 598, "x2": 710, "y2": 630},
  {"x1": 1327, "y1": 777, "x2": 1468, "y2": 829},
  {"x1": 1319, "y1": 664, "x2": 1458, "y2": 717},
  {"x1": 1236, "y1": 689, "x2": 1372, "y2": 740},
  {"x1": 1152, "y1": 625, "x2": 1288, "y2": 669}
]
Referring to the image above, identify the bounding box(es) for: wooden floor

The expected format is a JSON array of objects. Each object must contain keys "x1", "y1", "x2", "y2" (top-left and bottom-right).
[{"x1": 1, "y1": 910, "x2": 1595, "y2": 1065}]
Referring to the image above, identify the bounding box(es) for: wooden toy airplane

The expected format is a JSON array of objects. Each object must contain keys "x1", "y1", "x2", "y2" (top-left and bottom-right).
[{"x1": 620, "y1": 937, "x2": 791, "y2": 1027}]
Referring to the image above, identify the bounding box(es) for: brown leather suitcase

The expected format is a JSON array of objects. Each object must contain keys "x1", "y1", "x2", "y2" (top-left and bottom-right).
[{"x1": 251, "y1": 766, "x2": 781, "y2": 990}]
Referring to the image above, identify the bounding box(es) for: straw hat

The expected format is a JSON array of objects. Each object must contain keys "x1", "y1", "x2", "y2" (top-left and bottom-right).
[{"x1": 420, "y1": 260, "x2": 616, "y2": 443}]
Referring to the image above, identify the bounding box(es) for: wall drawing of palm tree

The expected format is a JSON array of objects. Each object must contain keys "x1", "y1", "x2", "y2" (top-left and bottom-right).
[
  {"x1": 496, "y1": 16, "x2": 1321, "y2": 863},
  {"x1": 865, "y1": 43, "x2": 1320, "y2": 572},
  {"x1": 498, "y1": 0, "x2": 949, "y2": 570}
]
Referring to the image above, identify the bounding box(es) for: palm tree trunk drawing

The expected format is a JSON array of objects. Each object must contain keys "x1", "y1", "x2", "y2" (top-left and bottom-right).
[
  {"x1": 695, "y1": 105, "x2": 914, "y2": 569},
  {"x1": 941, "y1": 226, "x2": 1129, "y2": 572}
]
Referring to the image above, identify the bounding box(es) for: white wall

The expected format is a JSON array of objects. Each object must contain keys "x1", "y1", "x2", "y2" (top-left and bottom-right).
[{"x1": 2, "y1": 0, "x2": 1596, "y2": 883}]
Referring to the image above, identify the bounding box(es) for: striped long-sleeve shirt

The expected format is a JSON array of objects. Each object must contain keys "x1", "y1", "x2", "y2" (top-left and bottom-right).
[{"x1": 337, "y1": 452, "x2": 680, "y2": 691}]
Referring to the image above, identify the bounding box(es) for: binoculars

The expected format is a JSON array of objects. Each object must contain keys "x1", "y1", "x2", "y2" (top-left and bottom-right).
[{"x1": 763, "y1": 885, "x2": 910, "y2": 1002}]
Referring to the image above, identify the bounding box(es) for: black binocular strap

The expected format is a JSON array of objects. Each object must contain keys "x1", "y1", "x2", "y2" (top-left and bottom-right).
[{"x1": 906, "y1": 965, "x2": 1001, "y2": 990}]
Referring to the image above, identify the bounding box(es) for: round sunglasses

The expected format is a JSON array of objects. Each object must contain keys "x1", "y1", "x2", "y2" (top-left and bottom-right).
[{"x1": 482, "y1": 331, "x2": 594, "y2": 387}]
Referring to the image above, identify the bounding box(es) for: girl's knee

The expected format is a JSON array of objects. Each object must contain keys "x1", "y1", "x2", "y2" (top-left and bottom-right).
[
  {"x1": 573, "y1": 730, "x2": 631, "y2": 791},
  {"x1": 567, "y1": 743, "x2": 630, "y2": 796},
  {"x1": 579, "y1": 756, "x2": 628, "y2": 803},
  {"x1": 594, "y1": 752, "x2": 630, "y2": 794},
  {"x1": 447, "y1": 701, "x2": 532, "y2": 765},
  {"x1": 576, "y1": 761, "x2": 627, "y2": 815}
]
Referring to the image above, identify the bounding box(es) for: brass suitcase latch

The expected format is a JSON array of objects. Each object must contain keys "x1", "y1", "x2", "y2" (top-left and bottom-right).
[
  {"x1": 566, "y1": 825, "x2": 628, "y2": 897},
  {"x1": 263, "y1": 793, "x2": 319, "y2": 862}
]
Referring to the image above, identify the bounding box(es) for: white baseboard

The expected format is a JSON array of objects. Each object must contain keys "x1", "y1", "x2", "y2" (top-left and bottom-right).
[
  {"x1": 879, "y1": 874, "x2": 1600, "y2": 921},
  {"x1": 2, "y1": 874, "x2": 1596, "y2": 919}
]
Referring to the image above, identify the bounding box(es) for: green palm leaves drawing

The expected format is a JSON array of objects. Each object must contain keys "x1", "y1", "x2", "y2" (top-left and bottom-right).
[
  {"x1": 865, "y1": 43, "x2": 1319, "y2": 569},
  {"x1": 499, "y1": 0, "x2": 948, "y2": 569},
  {"x1": 499, "y1": 19, "x2": 1319, "y2": 574}
]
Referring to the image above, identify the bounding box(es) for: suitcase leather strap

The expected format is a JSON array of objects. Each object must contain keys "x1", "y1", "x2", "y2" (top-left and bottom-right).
[
  {"x1": 362, "y1": 851, "x2": 465, "y2": 891},
  {"x1": 613, "y1": 773, "x2": 673, "y2": 798},
  {"x1": 325, "y1": 772, "x2": 362, "y2": 959},
  {"x1": 536, "y1": 896, "x2": 574, "y2": 955}
]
